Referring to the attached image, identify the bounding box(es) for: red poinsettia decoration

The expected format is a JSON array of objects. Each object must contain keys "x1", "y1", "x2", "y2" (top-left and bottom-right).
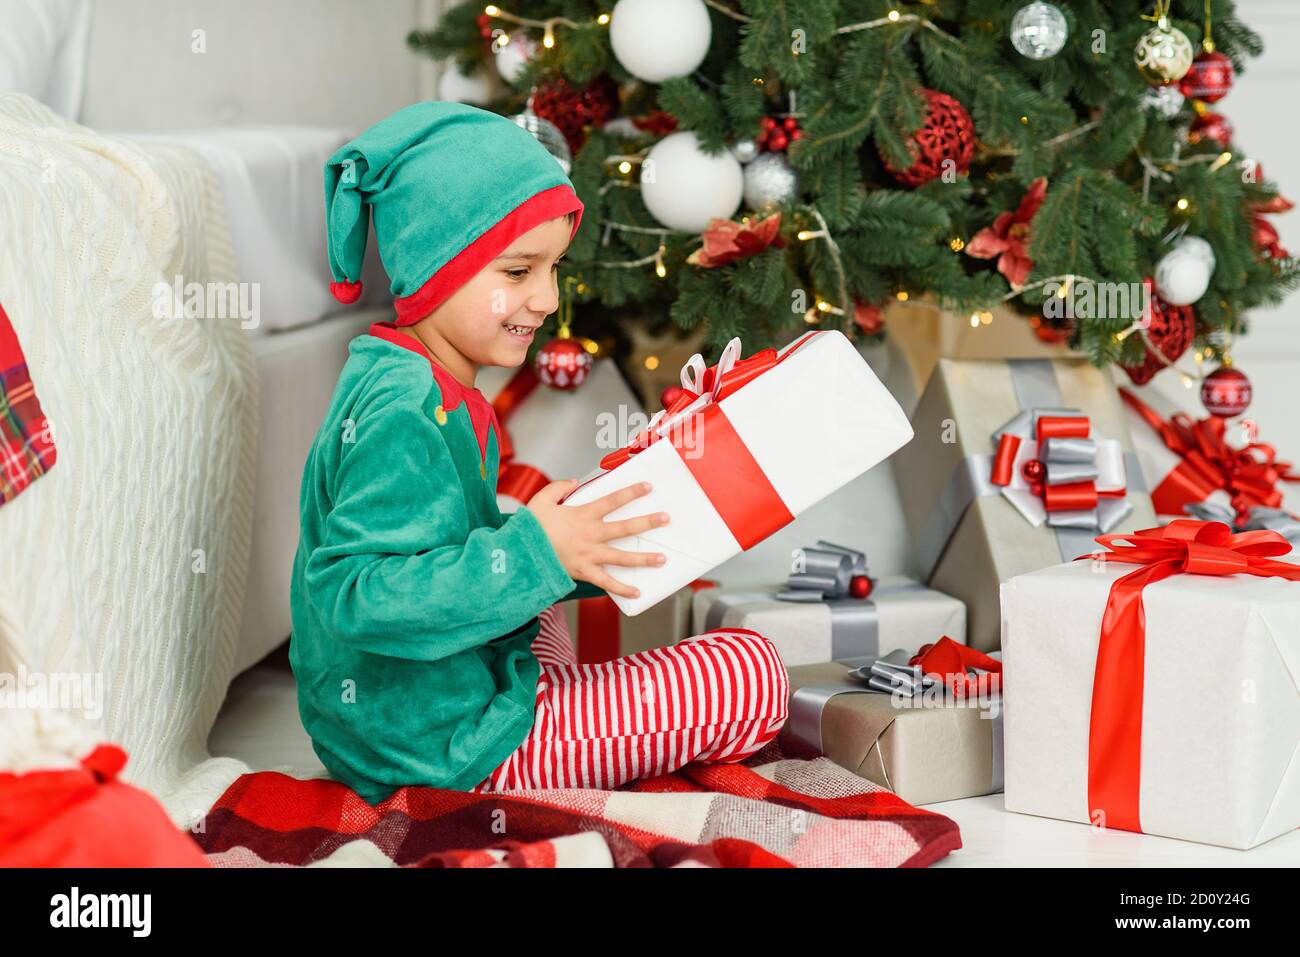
[
  {"x1": 853, "y1": 300, "x2": 885, "y2": 335},
  {"x1": 965, "y1": 177, "x2": 1048, "y2": 288},
  {"x1": 686, "y1": 212, "x2": 785, "y2": 268},
  {"x1": 1250, "y1": 192, "x2": 1293, "y2": 260}
]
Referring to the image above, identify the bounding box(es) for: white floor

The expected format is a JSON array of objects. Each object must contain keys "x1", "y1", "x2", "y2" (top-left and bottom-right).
[{"x1": 207, "y1": 647, "x2": 1300, "y2": 867}]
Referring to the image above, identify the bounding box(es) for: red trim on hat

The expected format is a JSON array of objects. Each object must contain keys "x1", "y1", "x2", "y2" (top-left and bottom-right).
[
  {"x1": 392, "y1": 184, "x2": 584, "y2": 326},
  {"x1": 367, "y1": 322, "x2": 500, "y2": 465}
]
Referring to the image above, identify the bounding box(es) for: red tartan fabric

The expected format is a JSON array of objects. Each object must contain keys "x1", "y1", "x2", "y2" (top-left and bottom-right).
[
  {"x1": 0, "y1": 301, "x2": 56, "y2": 505},
  {"x1": 193, "y1": 739, "x2": 962, "y2": 868}
]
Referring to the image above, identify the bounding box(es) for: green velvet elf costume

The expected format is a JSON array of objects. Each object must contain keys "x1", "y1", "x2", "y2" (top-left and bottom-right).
[
  {"x1": 291, "y1": 102, "x2": 788, "y2": 804},
  {"x1": 290, "y1": 102, "x2": 600, "y2": 802}
]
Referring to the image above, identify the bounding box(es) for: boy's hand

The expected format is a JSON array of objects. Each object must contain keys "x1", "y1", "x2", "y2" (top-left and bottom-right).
[{"x1": 526, "y1": 480, "x2": 669, "y2": 600}]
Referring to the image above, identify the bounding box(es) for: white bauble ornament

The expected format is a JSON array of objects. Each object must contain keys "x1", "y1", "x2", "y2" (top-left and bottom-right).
[
  {"x1": 437, "y1": 65, "x2": 493, "y2": 105},
  {"x1": 1010, "y1": 2, "x2": 1068, "y2": 60},
  {"x1": 1134, "y1": 21, "x2": 1194, "y2": 85},
  {"x1": 743, "y1": 151, "x2": 799, "y2": 211},
  {"x1": 1176, "y1": 235, "x2": 1216, "y2": 272},
  {"x1": 640, "y1": 131, "x2": 743, "y2": 232},
  {"x1": 1155, "y1": 247, "x2": 1211, "y2": 306},
  {"x1": 610, "y1": 0, "x2": 712, "y2": 83},
  {"x1": 1141, "y1": 83, "x2": 1185, "y2": 118},
  {"x1": 493, "y1": 32, "x2": 535, "y2": 86}
]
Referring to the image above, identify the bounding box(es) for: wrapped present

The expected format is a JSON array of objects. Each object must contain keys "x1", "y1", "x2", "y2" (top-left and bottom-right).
[
  {"x1": 1001, "y1": 520, "x2": 1300, "y2": 849},
  {"x1": 883, "y1": 297, "x2": 1080, "y2": 414},
  {"x1": 691, "y1": 541, "x2": 965, "y2": 666},
  {"x1": 561, "y1": 578, "x2": 717, "y2": 664},
  {"x1": 478, "y1": 357, "x2": 645, "y2": 513},
  {"x1": 780, "y1": 639, "x2": 1004, "y2": 805},
  {"x1": 559, "y1": 331, "x2": 914, "y2": 616},
  {"x1": 1120, "y1": 386, "x2": 1300, "y2": 536},
  {"x1": 892, "y1": 357, "x2": 1157, "y2": 649}
]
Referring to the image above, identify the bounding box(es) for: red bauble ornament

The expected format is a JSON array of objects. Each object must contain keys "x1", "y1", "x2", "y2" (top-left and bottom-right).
[
  {"x1": 1189, "y1": 110, "x2": 1233, "y2": 147},
  {"x1": 1179, "y1": 51, "x2": 1235, "y2": 103},
  {"x1": 1022, "y1": 459, "x2": 1046, "y2": 483},
  {"x1": 757, "y1": 115, "x2": 801, "y2": 152},
  {"x1": 529, "y1": 74, "x2": 620, "y2": 155},
  {"x1": 1200, "y1": 366, "x2": 1252, "y2": 417},
  {"x1": 849, "y1": 574, "x2": 873, "y2": 600},
  {"x1": 881, "y1": 89, "x2": 974, "y2": 188},
  {"x1": 534, "y1": 336, "x2": 593, "y2": 391},
  {"x1": 1122, "y1": 283, "x2": 1197, "y2": 386}
]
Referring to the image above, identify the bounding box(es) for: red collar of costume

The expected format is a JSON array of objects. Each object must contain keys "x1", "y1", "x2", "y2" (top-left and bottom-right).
[{"x1": 367, "y1": 322, "x2": 499, "y2": 464}]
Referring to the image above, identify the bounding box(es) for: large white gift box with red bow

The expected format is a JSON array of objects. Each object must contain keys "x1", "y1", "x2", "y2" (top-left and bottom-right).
[
  {"x1": 1001, "y1": 520, "x2": 1300, "y2": 849},
  {"x1": 559, "y1": 331, "x2": 914, "y2": 616}
]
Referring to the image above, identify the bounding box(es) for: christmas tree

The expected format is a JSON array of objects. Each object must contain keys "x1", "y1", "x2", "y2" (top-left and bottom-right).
[{"x1": 410, "y1": 0, "x2": 1297, "y2": 390}]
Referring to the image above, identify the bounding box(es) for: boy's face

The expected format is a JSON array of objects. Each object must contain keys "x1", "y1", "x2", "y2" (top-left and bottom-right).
[{"x1": 421, "y1": 215, "x2": 572, "y2": 372}]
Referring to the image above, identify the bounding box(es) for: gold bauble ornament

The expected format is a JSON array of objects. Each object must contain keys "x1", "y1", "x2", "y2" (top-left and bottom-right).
[{"x1": 1134, "y1": 20, "x2": 1194, "y2": 85}]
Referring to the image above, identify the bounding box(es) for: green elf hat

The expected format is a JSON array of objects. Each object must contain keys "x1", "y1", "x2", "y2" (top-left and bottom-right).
[{"x1": 324, "y1": 101, "x2": 584, "y2": 325}]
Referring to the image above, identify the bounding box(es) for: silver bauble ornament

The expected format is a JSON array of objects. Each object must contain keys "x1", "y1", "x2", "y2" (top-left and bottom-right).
[
  {"x1": 1134, "y1": 21, "x2": 1194, "y2": 85},
  {"x1": 742, "y1": 152, "x2": 799, "y2": 211},
  {"x1": 1010, "y1": 2, "x2": 1068, "y2": 60},
  {"x1": 730, "y1": 138, "x2": 759, "y2": 164},
  {"x1": 1141, "y1": 83, "x2": 1186, "y2": 118},
  {"x1": 511, "y1": 112, "x2": 573, "y2": 175}
]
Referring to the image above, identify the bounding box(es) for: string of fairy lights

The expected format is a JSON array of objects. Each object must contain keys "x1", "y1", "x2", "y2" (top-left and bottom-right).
[{"x1": 476, "y1": 1, "x2": 1251, "y2": 379}]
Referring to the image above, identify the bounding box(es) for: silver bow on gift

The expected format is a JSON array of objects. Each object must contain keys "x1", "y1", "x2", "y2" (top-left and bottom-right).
[
  {"x1": 771, "y1": 540, "x2": 886, "y2": 667},
  {"x1": 1183, "y1": 502, "x2": 1300, "y2": 543},
  {"x1": 991, "y1": 407, "x2": 1133, "y2": 534}
]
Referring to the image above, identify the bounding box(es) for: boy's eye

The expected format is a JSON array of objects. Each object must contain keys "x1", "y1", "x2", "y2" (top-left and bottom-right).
[{"x1": 505, "y1": 259, "x2": 565, "y2": 281}]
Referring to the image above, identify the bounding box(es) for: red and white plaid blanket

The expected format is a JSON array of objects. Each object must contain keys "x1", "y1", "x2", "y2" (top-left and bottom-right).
[
  {"x1": 193, "y1": 741, "x2": 961, "y2": 867},
  {"x1": 0, "y1": 302, "x2": 56, "y2": 505}
]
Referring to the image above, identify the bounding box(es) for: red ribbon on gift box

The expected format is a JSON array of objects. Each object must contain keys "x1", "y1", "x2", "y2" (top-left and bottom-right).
[
  {"x1": 567, "y1": 333, "x2": 825, "y2": 551},
  {"x1": 1120, "y1": 388, "x2": 1299, "y2": 523},
  {"x1": 491, "y1": 364, "x2": 553, "y2": 504},
  {"x1": 1080, "y1": 520, "x2": 1300, "y2": 834},
  {"x1": 909, "y1": 636, "x2": 1002, "y2": 697}
]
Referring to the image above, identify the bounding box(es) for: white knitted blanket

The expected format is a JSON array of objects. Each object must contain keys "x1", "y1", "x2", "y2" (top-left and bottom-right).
[{"x1": 0, "y1": 93, "x2": 257, "y2": 825}]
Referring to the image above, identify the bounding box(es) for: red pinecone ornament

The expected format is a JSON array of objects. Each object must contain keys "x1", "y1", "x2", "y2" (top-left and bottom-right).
[
  {"x1": 1179, "y1": 51, "x2": 1235, "y2": 103},
  {"x1": 881, "y1": 89, "x2": 975, "y2": 188},
  {"x1": 530, "y1": 74, "x2": 620, "y2": 155},
  {"x1": 1122, "y1": 286, "x2": 1197, "y2": 386}
]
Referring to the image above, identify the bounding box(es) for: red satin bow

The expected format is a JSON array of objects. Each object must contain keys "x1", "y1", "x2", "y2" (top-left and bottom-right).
[
  {"x1": 1120, "y1": 388, "x2": 1299, "y2": 521},
  {"x1": 1079, "y1": 519, "x2": 1300, "y2": 834},
  {"x1": 597, "y1": 345, "x2": 783, "y2": 471},
  {"x1": 909, "y1": 636, "x2": 1003, "y2": 697}
]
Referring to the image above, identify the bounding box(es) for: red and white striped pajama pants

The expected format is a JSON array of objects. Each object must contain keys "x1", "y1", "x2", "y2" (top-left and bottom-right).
[{"x1": 469, "y1": 605, "x2": 790, "y2": 791}]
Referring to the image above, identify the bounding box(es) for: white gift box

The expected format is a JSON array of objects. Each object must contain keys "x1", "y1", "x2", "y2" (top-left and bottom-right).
[
  {"x1": 560, "y1": 331, "x2": 914, "y2": 616},
  {"x1": 478, "y1": 358, "x2": 645, "y2": 513},
  {"x1": 1001, "y1": 558, "x2": 1300, "y2": 849},
  {"x1": 691, "y1": 577, "x2": 965, "y2": 667}
]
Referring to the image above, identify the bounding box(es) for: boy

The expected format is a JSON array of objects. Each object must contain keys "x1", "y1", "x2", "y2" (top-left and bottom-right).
[{"x1": 290, "y1": 102, "x2": 787, "y2": 804}]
